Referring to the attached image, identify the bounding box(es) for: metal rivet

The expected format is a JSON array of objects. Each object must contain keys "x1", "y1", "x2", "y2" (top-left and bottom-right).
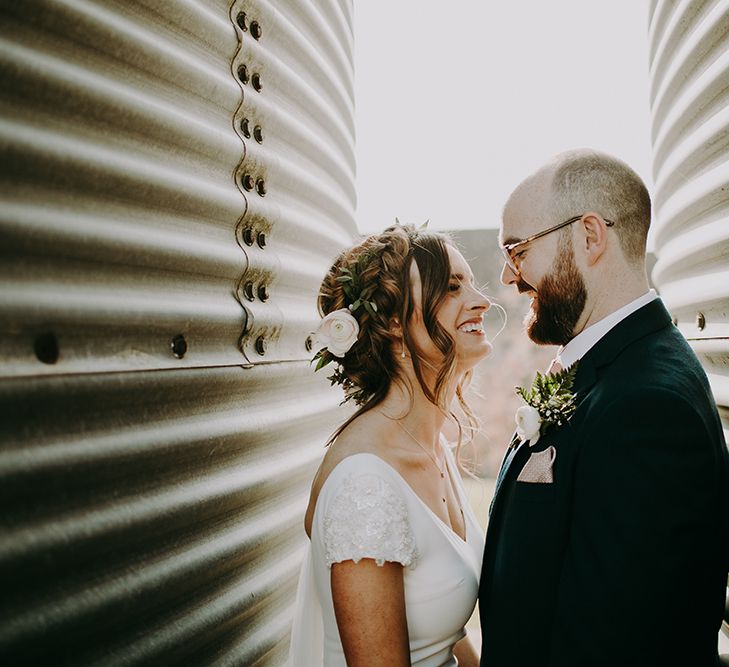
[
  {"x1": 236, "y1": 12, "x2": 247, "y2": 31},
  {"x1": 243, "y1": 281, "x2": 255, "y2": 301},
  {"x1": 34, "y1": 332, "x2": 59, "y2": 364},
  {"x1": 257, "y1": 231, "x2": 267, "y2": 248},
  {"x1": 305, "y1": 335, "x2": 313, "y2": 352},
  {"x1": 240, "y1": 117, "x2": 251, "y2": 138},
  {"x1": 253, "y1": 125, "x2": 264, "y2": 143},
  {"x1": 250, "y1": 21, "x2": 262, "y2": 39},
  {"x1": 252, "y1": 72, "x2": 262, "y2": 92},
  {"x1": 696, "y1": 312, "x2": 706, "y2": 331},
  {"x1": 256, "y1": 178, "x2": 266, "y2": 196},
  {"x1": 171, "y1": 334, "x2": 187, "y2": 359},
  {"x1": 242, "y1": 173, "x2": 255, "y2": 191},
  {"x1": 242, "y1": 227, "x2": 255, "y2": 246},
  {"x1": 237, "y1": 64, "x2": 249, "y2": 85},
  {"x1": 257, "y1": 284, "x2": 269, "y2": 302},
  {"x1": 255, "y1": 335, "x2": 267, "y2": 355}
]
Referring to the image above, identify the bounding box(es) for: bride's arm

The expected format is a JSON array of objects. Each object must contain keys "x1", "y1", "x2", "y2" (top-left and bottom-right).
[
  {"x1": 453, "y1": 633, "x2": 479, "y2": 667},
  {"x1": 331, "y1": 558, "x2": 410, "y2": 666}
]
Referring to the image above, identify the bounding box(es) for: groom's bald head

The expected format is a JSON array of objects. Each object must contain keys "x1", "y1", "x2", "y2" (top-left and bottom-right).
[{"x1": 548, "y1": 149, "x2": 651, "y2": 264}]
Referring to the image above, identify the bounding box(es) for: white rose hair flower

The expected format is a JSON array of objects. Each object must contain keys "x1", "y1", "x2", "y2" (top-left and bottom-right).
[
  {"x1": 311, "y1": 308, "x2": 360, "y2": 358},
  {"x1": 310, "y1": 247, "x2": 378, "y2": 383}
]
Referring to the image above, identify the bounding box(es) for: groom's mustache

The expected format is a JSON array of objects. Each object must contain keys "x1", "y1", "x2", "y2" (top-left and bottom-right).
[{"x1": 516, "y1": 278, "x2": 535, "y2": 294}]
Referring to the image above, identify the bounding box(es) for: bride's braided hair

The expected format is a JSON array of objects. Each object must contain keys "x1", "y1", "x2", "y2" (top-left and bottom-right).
[{"x1": 317, "y1": 224, "x2": 479, "y2": 448}]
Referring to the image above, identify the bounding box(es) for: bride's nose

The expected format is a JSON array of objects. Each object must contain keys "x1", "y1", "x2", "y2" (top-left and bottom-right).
[{"x1": 470, "y1": 290, "x2": 491, "y2": 312}]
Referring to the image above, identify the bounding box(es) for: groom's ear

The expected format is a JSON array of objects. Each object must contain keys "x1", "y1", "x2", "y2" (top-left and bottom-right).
[{"x1": 580, "y1": 212, "x2": 609, "y2": 266}]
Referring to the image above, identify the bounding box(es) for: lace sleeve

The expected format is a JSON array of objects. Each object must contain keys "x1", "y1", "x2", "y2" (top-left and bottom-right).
[{"x1": 322, "y1": 472, "x2": 418, "y2": 569}]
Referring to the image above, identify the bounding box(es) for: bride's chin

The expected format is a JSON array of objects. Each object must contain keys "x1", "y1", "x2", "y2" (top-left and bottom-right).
[
  {"x1": 478, "y1": 340, "x2": 494, "y2": 361},
  {"x1": 457, "y1": 341, "x2": 493, "y2": 369}
]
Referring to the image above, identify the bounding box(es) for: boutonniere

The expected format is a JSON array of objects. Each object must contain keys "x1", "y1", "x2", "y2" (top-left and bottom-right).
[{"x1": 513, "y1": 362, "x2": 579, "y2": 446}]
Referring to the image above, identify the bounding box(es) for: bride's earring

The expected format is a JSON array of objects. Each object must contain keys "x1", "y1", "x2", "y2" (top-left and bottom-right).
[{"x1": 401, "y1": 345, "x2": 406, "y2": 359}]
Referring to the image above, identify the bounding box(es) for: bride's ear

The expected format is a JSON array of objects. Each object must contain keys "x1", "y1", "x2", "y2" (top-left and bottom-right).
[
  {"x1": 389, "y1": 317, "x2": 406, "y2": 351},
  {"x1": 389, "y1": 317, "x2": 408, "y2": 360}
]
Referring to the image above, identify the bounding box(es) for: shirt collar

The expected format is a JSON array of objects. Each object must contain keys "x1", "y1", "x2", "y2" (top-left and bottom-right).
[{"x1": 557, "y1": 289, "x2": 657, "y2": 368}]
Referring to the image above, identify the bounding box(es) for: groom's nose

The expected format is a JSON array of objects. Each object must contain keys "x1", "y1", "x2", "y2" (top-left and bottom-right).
[{"x1": 500, "y1": 261, "x2": 519, "y2": 286}]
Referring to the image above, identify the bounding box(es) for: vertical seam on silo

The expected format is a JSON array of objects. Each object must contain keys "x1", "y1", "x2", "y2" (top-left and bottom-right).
[{"x1": 230, "y1": 2, "x2": 253, "y2": 367}]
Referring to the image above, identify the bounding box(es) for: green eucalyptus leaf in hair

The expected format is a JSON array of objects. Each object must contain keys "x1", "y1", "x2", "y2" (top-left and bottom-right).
[
  {"x1": 342, "y1": 284, "x2": 356, "y2": 302},
  {"x1": 315, "y1": 352, "x2": 333, "y2": 372}
]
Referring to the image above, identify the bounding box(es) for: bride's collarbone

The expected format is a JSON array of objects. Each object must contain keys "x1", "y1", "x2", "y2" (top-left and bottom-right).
[{"x1": 398, "y1": 457, "x2": 464, "y2": 532}]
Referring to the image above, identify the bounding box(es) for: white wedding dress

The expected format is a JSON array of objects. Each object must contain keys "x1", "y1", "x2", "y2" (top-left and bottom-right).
[{"x1": 288, "y1": 443, "x2": 484, "y2": 666}]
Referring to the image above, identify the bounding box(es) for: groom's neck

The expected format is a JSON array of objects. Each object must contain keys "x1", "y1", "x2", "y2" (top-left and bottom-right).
[{"x1": 575, "y1": 265, "x2": 650, "y2": 334}]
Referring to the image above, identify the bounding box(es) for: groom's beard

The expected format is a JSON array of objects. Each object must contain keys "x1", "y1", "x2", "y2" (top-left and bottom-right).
[{"x1": 521, "y1": 243, "x2": 587, "y2": 346}]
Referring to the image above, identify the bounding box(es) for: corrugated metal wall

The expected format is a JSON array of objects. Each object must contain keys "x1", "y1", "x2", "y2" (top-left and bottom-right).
[
  {"x1": 647, "y1": 0, "x2": 729, "y2": 648},
  {"x1": 0, "y1": 1, "x2": 356, "y2": 664},
  {"x1": 648, "y1": 0, "x2": 729, "y2": 444}
]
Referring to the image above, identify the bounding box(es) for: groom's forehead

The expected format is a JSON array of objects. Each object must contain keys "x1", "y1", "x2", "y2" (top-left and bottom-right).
[
  {"x1": 500, "y1": 178, "x2": 554, "y2": 242},
  {"x1": 500, "y1": 204, "x2": 541, "y2": 244}
]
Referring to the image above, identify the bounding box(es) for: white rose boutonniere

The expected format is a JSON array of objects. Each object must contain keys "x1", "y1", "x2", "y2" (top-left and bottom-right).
[
  {"x1": 311, "y1": 308, "x2": 360, "y2": 358},
  {"x1": 515, "y1": 405, "x2": 542, "y2": 446},
  {"x1": 513, "y1": 362, "x2": 579, "y2": 446}
]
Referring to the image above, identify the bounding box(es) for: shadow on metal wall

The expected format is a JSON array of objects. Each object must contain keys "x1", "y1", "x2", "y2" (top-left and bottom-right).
[{"x1": 0, "y1": 1, "x2": 356, "y2": 664}]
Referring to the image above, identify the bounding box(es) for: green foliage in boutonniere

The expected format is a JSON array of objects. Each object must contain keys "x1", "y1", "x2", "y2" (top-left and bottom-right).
[{"x1": 513, "y1": 362, "x2": 579, "y2": 446}]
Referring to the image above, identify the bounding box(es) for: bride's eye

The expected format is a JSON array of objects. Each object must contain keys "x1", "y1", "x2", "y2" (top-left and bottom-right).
[{"x1": 448, "y1": 283, "x2": 461, "y2": 292}]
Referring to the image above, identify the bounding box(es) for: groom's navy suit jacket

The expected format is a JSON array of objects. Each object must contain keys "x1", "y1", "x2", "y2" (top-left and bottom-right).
[{"x1": 479, "y1": 299, "x2": 729, "y2": 667}]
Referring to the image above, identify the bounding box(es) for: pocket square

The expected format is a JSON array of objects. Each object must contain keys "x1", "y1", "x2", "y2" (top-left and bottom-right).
[{"x1": 517, "y1": 446, "x2": 556, "y2": 484}]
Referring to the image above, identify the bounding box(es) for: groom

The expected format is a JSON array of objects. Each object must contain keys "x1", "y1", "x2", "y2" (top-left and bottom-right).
[{"x1": 479, "y1": 149, "x2": 729, "y2": 666}]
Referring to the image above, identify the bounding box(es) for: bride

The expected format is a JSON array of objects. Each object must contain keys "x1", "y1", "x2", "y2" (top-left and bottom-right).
[{"x1": 289, "y1": 224, "x2": 493, "y2": 666}]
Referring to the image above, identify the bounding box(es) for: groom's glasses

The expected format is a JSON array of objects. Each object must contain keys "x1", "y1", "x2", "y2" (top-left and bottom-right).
[{"x1": 501, "y1": 214, "x2": 615, "y2": 274}]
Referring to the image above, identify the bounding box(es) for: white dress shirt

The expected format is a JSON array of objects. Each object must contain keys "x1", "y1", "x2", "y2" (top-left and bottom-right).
[{"x1": 556, "y1": 289, "x2": 658, "y2": 368}]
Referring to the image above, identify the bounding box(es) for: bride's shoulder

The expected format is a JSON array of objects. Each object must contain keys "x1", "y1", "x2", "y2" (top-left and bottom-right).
[
  {"x1": 321, "y1": 451, "x2": 395, "y2": 487},
  {"x1": 321, "y1": 413, "x2": 392, "y2": 472},
  {"x1": 319, "y1": 413, "x2": 398, "y2": 477},
  {"x1": 304, "y1": 418, "x2": 402, "y2": 536}
]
